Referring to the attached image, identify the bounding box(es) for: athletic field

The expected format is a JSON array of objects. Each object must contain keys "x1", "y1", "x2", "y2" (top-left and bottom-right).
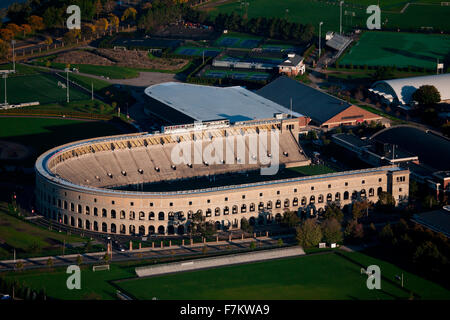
[
  {"x1": 340, "y1": 31, "x2": 450, "y2": 69},
  {"x1": 208, "y1": 0, "x2": 450, "y2": 33},
  {"x1": 0, "y1": 73, "x2": 90, "y2": 105},
  {"x1": 116, "y1": 251, "x2": 450, "y2": 300}
]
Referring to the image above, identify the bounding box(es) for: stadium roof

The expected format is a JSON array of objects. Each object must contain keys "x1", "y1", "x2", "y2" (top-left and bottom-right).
[
  {"x1": 372, "y1": 73, "x2": 450, "y2": 105},
  {"x1": 326, "y1": 34, "x2": 352, "y2": 51},
  {"x1": 144, "y1": 82, "x2": 303, "y2": 123},
  {"x1": 371, "y1": 125, "x2": 450, "y2": 171},
  {"x1": 256, "y1": 76, "x2": 351, "y2": 124}
]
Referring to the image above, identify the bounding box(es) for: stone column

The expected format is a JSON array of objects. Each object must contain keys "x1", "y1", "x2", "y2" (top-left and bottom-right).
[
  {"x1": 138, "y1": 243, "x2": 141, "y2": 250},
  {"x1": 190, "y1": 238, "x2": 193, "y2": 246},
  {"x1": 129, "y1": 241, "x2": 133, "y2": 251},
  {"x1": 182, "y1": 239, "x2": 185, "y2": 246},
  {"x1": 169, "y1": 240, "x2": 172, "y2": 247}
]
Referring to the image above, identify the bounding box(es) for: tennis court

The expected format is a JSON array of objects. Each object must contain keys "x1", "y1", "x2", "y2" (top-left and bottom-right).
[
  {"x1": 204, "y1": 69, "x2": 271, "y2": 81},
  {"x1": 174, "y1": 46, "x2": 221, "y2": 57},
  {"x1": 340, "y1": 31, "x2": 450, "y2": 69},
  {"x1": 215, "y1": 34, "x2": 263, "y2": 48}
]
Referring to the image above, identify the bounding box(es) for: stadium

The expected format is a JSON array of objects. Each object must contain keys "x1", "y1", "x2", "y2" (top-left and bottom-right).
[{"x1": 34, "y1": 113, "x2": 410, "y2": 236}]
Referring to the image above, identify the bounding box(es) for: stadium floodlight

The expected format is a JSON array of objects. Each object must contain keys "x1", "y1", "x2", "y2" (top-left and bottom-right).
[
  {"x1": 2, "y1": 73, "x2": 7, "y2": 105},
  {"x1": 340, "y1": 1, "x2": 344, "y2": 34},
  {"x1": 11, "y1": 40, "x2": 16, "y2": 73},
  {"x1": 319, "y1": 21, "x2": 324, "y2": 59},
  {"x1": 64, "y1": 68, "x2": 71, "y2": 103}
]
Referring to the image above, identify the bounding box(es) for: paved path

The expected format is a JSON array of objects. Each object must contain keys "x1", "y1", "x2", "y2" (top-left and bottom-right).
[{"x1": 0, "y1": 236, "x2": 292, "y2": 272}]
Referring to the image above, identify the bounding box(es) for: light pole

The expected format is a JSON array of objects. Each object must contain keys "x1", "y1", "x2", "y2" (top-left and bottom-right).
[
  {"x1": 64, "y1": 68, "x2": 70, "y2": 103},
  {"x1": 319, "y1": 21, "x2": 323, "y2": 59},
  {"x1": 3, "y1": 73, "x2": 7, "y2": 105},
  {"x1": 340, "y1": 1, "x2": 344, "y2": 35},
  {"x1": 11, "y1": 40, "x2": 16, "y2": 73}
]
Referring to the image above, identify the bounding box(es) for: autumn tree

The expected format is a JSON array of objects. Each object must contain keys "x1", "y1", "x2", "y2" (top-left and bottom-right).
[
  {"x1": 95, "y1": 0, "x2": 103, "y2": 20},
  {"x1": 6, "y1": 23, "x2": 22, "y2": 38},
  {"x1": 95, "y1": 18, "x2": 109, "y2": 32},
  {"x1": 344, "y1": 219, "x2": 364, "y2": 243},
  {"x1": 0, "y1": 39, "x2": 10, "y2": 59},
  {"x1": 27, "y1": 15, "x2": 45, "y2": 31},
  {"x1": 122, "y1": 7, "x2": 137, "y2": 22},
  {"x1": 323, "y1": 202, "x2": 344, "y2": 222},
  {"x1": 351, "y1": 199, "x2": 372, "y2": 221},
  {"x1": 0, "y1": 28, "x2": 14, "y2": 41},
  {"x1": 108, "y1": 14, "x2": 120, "y2": 31},
  {"x1": 20, "y1": 24, "x2": 32, "y2": 36}
]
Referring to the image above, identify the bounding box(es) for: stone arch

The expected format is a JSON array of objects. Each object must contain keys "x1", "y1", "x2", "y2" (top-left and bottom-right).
[
  {"x1": 149, "y1": 212, "x2": 155, "y2": 220},
  {"x1": 111, "y1": 223, "x2": 117, "y2": 233},
  {"x1": 158, "y1": 212, "x2": 164, "y2": 220},
  {"x1": 139, "y1": 225, "x2": 145, "y2": 235},
  {"x1": 85, "y1": 220, "x2": 91, "y2": 230},
  {"x1": 93, "y1": 221, "x2": 98, "y2": 231},
  {"x1": 120, "y1": 210, "x2": 126, "y2": 219},
  {"x1": 377, "y1": 187, "x2": 383, "y2": 195},
  {"x1": 102, "y1": 208, "x2": 107, "y2": 218},
  {"x1": 148, "y1": 225, "x2": 155, "y2": 234},
  {"x1": 177, "y1": 225, "x2": 185, "y2": 235},
  {"x1": 111, "y1": 210, "x2": 116, "y2": 219},
  {"x1": 129, "y1": 225, "x2": 135, "y2": 234},
  {"x1": 77, "y1": 218, "x2": 83, "y2": 228},
  {"x1": 168, "y1": 225, "x2": 175, "y2": 235},
  {"x1": 70, "y1": 216, "x2": 75, "y2": 226},
  {"x1": 102, "y1": 222, "x2": 107, "y2": 232},
  {"x1": 158, "y1": 225, "x2": 165, "y2": 235},
  {"x1": 120, "y1": 224, "x2": 126, "y2": 234},
  {"x1": 343, "y1": 191, "x2": 349, "y2": 200}
]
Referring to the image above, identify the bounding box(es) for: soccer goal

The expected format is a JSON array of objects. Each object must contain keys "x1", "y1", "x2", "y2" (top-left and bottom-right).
[
  {"x1": 57, "y1": 81, "x2": 67, "y2": 89},
  {"x1": 92, "y1": 264, "x2": 110, "y2": 272}
]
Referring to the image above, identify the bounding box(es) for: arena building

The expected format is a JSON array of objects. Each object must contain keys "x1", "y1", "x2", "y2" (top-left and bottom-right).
[
  {"x1": 370, "y1": 73, "x2": 450, "y2": 106},
  {"x1": 35, "y1": 117, "x2": 409, "y2": 236}
]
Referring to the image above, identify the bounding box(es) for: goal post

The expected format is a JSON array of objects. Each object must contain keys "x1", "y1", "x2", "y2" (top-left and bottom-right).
[{"x1": 92, "y1": 264, "x2": 110, "y2": 272}]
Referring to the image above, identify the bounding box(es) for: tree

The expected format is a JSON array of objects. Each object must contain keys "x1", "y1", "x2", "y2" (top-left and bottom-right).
[
  {"x1": 43, "y1": 7, "x2": 64, "y2": 29},
  {"x1": 95, "y1": 18, "x2": 109, "y2": 32},
  {"x1": 352, "y1": 199, "x2": 372, "y2": 221},
  {"x1": 103, "y1": 253, "x2": 110, "y2": 264},
  {"x1": 376, "y1": 191, "x2": 395, "y2": 211},
  {"x1": 296, "y1": 219, "x2": 322, "y2": 248},
  {"x1": 323, "y1": 202, "x2": 344, "y2": 222},
  {"x1": 108, "y1": 14, "x2": 120, "y2": 31},
  {"x1": 20, "y1": 24, "x2": 32, "y2": 36},
  {"x1": 281, "y1": 210, "x2": 300, "y2": 228},
  {"x1": 249, "y1": 241, "x2": 256, "y2": 250},
  {"x1": 46, "y1": 257, "x2": 53, "y2": 269},
  {"x1": 0, "y1": 39, "x2": 9, "y2": 60},
  {"x1": 321, "y1": 218, "x2": 343, "y2": 244},
  {"x1": 6, "y1": 23, "x2": 22, "y2": 38},
  {"x1": 27, "y1": 15, "x2": 45, "y2": 31},
  {"x1": 0, "y1": 28, "x2": 14, "y2": 41},
  {"x1": 344, "y1": 219, "x2": 364, "y2": 243},
  {"x1": 191, "y1": 211, "x2": 215, "y2": 238},
  {"x1": 95, "y1": 0, "x2": 103, "y2": 20},
  {"x1": 412, "y1": 85, "x2": 441, "y2": 107},
  {"x1": 240, "y1": 217, "x2": 252, "y2": 233},
  {"x1": 121, "y1": 7, "x2": 137, "y2": 22},
  {"x1": 378, "y1": 223, "x2": 394, "y2": 244},
  {"x1": 76, "y1": 255, "x2": 83, "y2": 266},
  {"x1": 104, "y1": 0, "x2": 116, "y2": 14}
]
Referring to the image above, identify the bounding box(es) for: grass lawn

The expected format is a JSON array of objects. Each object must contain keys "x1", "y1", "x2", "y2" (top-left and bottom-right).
[
  {"x1": 0, "y1": 117, "x2": 123, "y2": 157},
  {"x1": 0, "y1": 63, "x2": 39, "y2": 75},
  {"x1": 3, "y1": 251, "x2": 449, "y2": 300},
  {"x1": 64, "y1": 73, "x2": 112, "y2": 92},
  {"x1": 288, "y1": 164, "x2": 336, "y2": 176},
  {"x1": 0, "y1": 73, "x2": 90, "y2": 105},
  {"x1": 208, "y1": 0, "x2": 450, "y2": 33},
  {"x1": 116, "y1": 251, "x2": 450, "y2": 300},
  {"x1": 2, "y1": 263, "x2": 136, "y2": 300},
  {"x1": 0, "y1": 203, "x2": 89, "y2": 260},
  {"x1": 340, "y1": 31, "x2": 450, "y2": 69}
]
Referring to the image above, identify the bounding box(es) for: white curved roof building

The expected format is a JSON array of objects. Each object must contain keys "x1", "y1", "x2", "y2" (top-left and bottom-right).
[{"x1": 371, "y1": 73, "x2": 450, "y2": 105}]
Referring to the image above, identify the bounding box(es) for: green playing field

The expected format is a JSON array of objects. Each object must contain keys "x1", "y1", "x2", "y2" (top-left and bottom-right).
[
  {"x1": 339, "y1": 31, "x2": 450, "y2": 69},
  {"x1": 208, "y1": 0, "x2": 450, "y2": 33},
  {"x1": 0, "y1": 73, "x2": 90, "y2": 105},
  {"x1": 116, "y1": 251, "x2": 450, "y2": 300}
]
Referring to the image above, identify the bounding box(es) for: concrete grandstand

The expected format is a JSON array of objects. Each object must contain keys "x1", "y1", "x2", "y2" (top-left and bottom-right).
[{"x1": 34, "y1": 117, "x2": 409, "y2": 236}]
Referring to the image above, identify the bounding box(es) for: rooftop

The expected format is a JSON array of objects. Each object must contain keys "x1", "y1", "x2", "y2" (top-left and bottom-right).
[
  {"x1": 412, "y1": 207, "x2": 450, "y2": 238},
  {"x1": 257, "y1": 76, "x2": 351, "y2": 124},
  {"x1": 145, "y1": 82, "x2": 303, "y2": 123},
  {"x1": 371, "y1": 126, "x2": 450, "y2": 171}
]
